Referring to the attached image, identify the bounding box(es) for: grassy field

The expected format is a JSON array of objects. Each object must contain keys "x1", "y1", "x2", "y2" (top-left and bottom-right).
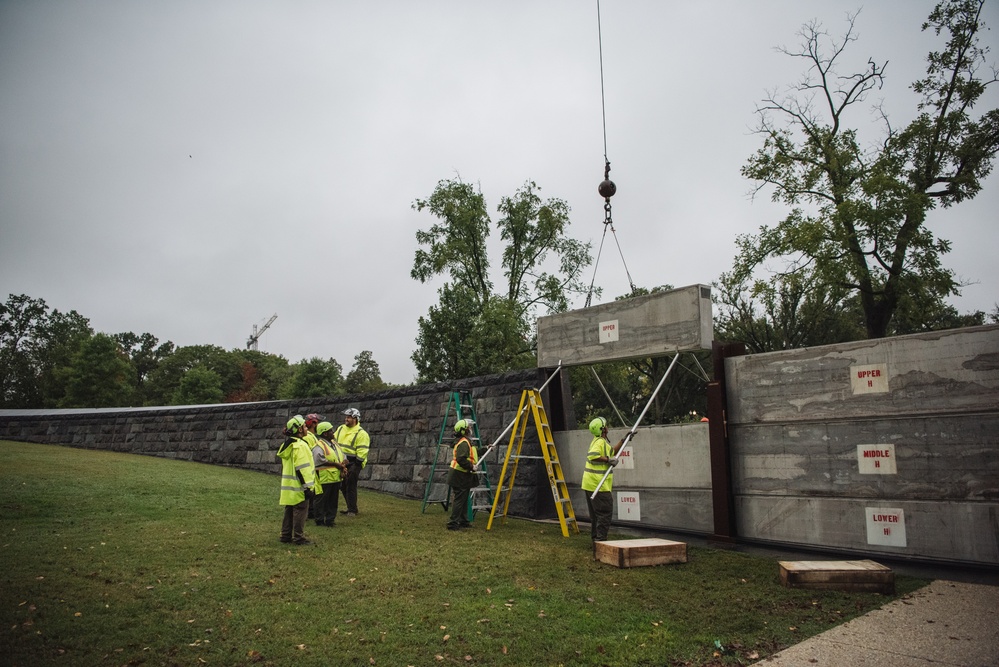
[{"x1": 0, "y1": 440, "x2": 927, "y2": 667}]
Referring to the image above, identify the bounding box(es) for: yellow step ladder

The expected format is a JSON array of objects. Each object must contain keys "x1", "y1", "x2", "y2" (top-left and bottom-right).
[{"x1": 486, "y1": 389, "x2": 578, "y2": 537}]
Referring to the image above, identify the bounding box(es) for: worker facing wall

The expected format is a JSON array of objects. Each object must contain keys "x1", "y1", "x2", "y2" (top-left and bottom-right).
[{"x1": 557, "y1": 422, "x2": 713, "y2": 534}]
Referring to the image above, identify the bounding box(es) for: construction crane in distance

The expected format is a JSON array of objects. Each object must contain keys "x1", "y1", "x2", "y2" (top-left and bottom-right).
[{"x1": 247, "y1": 314, "x2": 278, "y2": 351}]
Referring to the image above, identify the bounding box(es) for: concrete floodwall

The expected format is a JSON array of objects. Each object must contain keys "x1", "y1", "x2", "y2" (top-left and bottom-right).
[
  {"x1": 0, "y1": 369, "x2": 556, "y2": 518},
  {"x1": 725, "y1": 325, "x2": 999, "y2": 566},
  {"x1": 556, "y1": 423, "x2": 713, "y2": 534}
]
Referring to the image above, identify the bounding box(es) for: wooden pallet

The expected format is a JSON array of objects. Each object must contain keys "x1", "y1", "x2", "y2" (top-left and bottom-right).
[
  {"x1": 779, "y1": 560, "x2": 895, "y2": 594},
  {"x1": 594, "y1": 538, "x2": 687, "y2": 568}
]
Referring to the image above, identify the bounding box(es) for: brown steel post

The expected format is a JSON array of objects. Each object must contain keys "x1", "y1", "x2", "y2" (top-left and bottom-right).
[{"x1": 707, "y1": 341, "x2": 745, "y2": 542}]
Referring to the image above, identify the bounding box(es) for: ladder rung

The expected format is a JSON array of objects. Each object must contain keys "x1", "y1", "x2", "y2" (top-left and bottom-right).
[{"x1": 512, "y1": 455, "x2": 544, "y2": 460}]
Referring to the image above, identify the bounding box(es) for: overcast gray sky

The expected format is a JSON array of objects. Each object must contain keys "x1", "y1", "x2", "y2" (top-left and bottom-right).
[{"x1": 2, "y1": 0, "x2": 997, "y2": 385}]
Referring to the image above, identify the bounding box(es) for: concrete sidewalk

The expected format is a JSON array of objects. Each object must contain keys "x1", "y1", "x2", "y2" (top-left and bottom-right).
[{"x1": 755, "y1": 579, "x2": 999, "y2": 667}]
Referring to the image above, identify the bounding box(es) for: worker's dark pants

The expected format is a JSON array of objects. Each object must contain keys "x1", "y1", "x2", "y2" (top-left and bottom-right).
[
  {"x1": 585, "y1": 491, "x2": 613, "y2": 541},
  {"x1": 341, "y1": 462, "x2": 361, "y2": 513},
  {"x1": 281, "y1": 499, "x2": 309, "y2": 543},
  {"x1": 315, "y1": 482, "x2": 341, "y2": 525},
  {"x1": 448, "y1": 485, "x2": 471, "y2": 528}
]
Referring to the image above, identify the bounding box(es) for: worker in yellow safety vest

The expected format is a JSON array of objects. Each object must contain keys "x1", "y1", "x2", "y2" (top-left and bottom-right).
[
  {"x1": 447, "y1": 418, "x2": 478, "y2": 531},
  {"x1": 335, "y1": 407, "x2": 370, "y2": 516},
  {"x1": 276, "y1": 414, "x2": 317, "y2": 545},
  {"x1": 580, "y1": 417, "x2": 627, "y2": 543},
  {"x1": 313, "y1": 421, "x2": 348, "y2": 526},
  {"x1": 302, "y1": 413, "x2": 326, "y2": 520}
]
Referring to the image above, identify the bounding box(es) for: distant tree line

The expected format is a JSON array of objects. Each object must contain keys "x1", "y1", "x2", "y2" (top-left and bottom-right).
[{"x1": 0, "y1": 294, "x2": 392, "y2": 409}]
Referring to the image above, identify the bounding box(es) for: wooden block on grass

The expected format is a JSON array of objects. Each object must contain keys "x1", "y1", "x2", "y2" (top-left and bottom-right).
[
  {"x1": 779, "y1": 560, "x2": 895, "y2": 594},
  {"x1": 594, "y1": 538, "x2": 687, "y2": 568}
]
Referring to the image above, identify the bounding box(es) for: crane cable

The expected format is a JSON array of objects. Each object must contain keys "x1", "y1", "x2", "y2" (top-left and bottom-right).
[{"x1": 585, "y1": 0, "x2": 636, "y2": 309}]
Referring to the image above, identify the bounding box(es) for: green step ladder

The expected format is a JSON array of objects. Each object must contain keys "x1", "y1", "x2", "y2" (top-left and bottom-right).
[{"x1": 421, "y1": 390, "x2": 493, "y2": 521}]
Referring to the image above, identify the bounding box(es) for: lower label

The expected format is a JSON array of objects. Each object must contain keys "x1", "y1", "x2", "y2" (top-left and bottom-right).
[
  {"x1": 616, "y1": 491, "x2": 641, "y2": 522},
  {"x1": 865, "y1": 507, "x2": 906, "y2": 547}
]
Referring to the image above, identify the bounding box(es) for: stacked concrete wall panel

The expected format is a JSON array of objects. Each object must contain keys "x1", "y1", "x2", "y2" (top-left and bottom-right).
[
  {"x1": 556, "y1": 423, "x2": 714, "y2": 534},
  {"x1": 725, "y1": 325, "x2": 999, "y2": 566}
]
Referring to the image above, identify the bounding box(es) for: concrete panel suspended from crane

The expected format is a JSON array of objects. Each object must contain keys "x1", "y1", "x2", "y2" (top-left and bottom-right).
[{"x1": 536, "y1": 285, "x2": 712, "y2": 367}]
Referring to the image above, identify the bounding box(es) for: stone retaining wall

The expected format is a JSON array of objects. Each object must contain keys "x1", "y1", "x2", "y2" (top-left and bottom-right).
[{"x1": 0, "y1": 369, "x2": 562, "y2": 518}]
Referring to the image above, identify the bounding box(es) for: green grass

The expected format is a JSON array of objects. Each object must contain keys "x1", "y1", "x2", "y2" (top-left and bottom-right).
[{"x1": 0, "y1": 441, "x2": 927, "y2": 667}]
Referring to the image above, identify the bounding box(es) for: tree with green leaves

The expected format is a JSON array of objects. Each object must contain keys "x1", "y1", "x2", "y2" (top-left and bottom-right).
[
  {"x1": 278, "y1": 357, "x2": 344, "y2": 399},
  {"x1": 411, "y1": 178, "x2": 592, "y2": 383},
  {"x1": 714, "y1": 269, "x2": 864, "y2": 352},
  {"x1": 228, "y1": 350, "x2": 292, "y2": 402},
  {"x1": 344, "y1": 350, "x2": 388, "y2": 394},
  {"x1": 173, "y1": 365, "x2": 224, "y2": 406},
  {"x1": 1, "y1": 294, "x2": 93, "y2": 408},
  {"x1": 736, "y1": 0, "x2": 998, "y2": 340},
  {"x1": 113, "y1": 332, "x2": 175, "y2": 405},
  {"x1": 144, "y1": 345, "x2": 242, "y2": 406},
  {"x1": 62, "y1": 333, "x2": 135, "y2": 408},
  {"x1": 1, "y1": 294, "x2": 50, "y2": 408}
]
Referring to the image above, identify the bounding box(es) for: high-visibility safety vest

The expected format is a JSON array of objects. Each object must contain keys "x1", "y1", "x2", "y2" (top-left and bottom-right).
[
  {"x1": 277, "y1": 436, "x2": 316, "y2": 505},
  {"x1": 302, "y1": 432, "x2": 324, "y2": 495},
  {"x1": 335, "y1": 423, "x2": 370, "y2": 467},
  {"x1": 314, "y1": 436, "x2": 345, "y2": 485},
  {"x1": 450, "y1": 436, "x2": 478, "y2": 473},
  {"x1": 580, "y1": 436, "x2": 613, "y2": 493}
]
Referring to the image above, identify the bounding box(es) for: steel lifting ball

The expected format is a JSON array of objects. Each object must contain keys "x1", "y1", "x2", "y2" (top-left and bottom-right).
[{"x1": 598, "y1": 179, "x2": 617, "y2": 198}]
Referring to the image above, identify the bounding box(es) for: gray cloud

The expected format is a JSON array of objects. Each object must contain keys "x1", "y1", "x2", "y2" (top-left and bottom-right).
[{"x1": 2, "y1": 0, "x2": 996, "y2": 384}]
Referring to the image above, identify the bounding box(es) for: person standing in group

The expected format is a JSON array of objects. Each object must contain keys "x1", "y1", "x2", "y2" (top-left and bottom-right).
[
  {"x1": 313, "y1": 421, "x2": 348, "y2": 526},
  {"x1": 580, "y1": 417, "x2": 628, "y2": 543},
  {"x1": 446, "y1": 419, "x2": 478, "y2": 531},
  {"x1": 276, "y1": 415, "x2": 317, "y2": 546},
  {"x1": 335, "y1": 407, "x2": 370, "y2": 516},
  {"x1": 302, "y1": 413, "x2": 325, "y2": 520}
]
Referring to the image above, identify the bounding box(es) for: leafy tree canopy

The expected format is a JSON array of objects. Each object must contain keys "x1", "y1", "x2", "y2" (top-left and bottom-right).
[
  {"x1": 1, "y1": 294, "x2": 93, "y2": 408},
  {"x1": 411, "y1": 178, "x2": 592, "y2": 383},
  {"x1": 62, "y1": 333, "x2": 135, "y2": 408},
  {"x1": 733, "y1": 0, "x2": 998, "y2": 341},
  {"x1": 173, "y1": 365, "x2": 224, "y2": 406},
  {"x1": 279, "y1": 357, "x2": 344, "y2": 400},
  {"x1": 345, "y1": 350, "x2": 389, "y2": 394}
]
